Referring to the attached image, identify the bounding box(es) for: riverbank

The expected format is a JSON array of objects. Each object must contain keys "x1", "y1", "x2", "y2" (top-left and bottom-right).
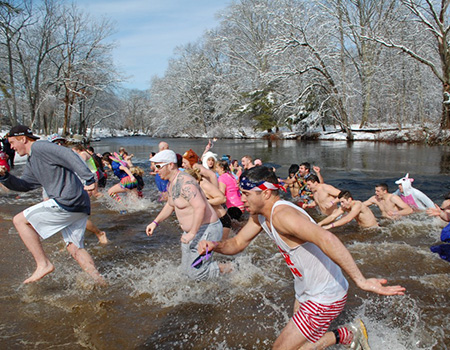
[
  {"x1": 2, "y1": 123, "x2": 450, "y2": 145},
  {"x1": 91, "y1": 124, "x2": 450, "y2": 145}
]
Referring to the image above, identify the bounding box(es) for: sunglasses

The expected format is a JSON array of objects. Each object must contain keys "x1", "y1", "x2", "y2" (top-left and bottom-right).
[
  {"x1": 191, "y1": 247, "x2": 212, "y2": 269},
  {"x1": 155, "y1": 162, "x2": 170, "y2": 169}
]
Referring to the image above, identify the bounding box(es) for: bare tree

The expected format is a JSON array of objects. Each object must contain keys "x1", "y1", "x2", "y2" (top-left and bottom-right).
[
  {"x1": 364, "y1": 0, "x2": 450, "y2": 129},
  {"x1": 268, "y1": 0, "x2": 355, "y2": 139},
  {"x1": 0, "y1": 0, "x2": 32, "y2": 125}
]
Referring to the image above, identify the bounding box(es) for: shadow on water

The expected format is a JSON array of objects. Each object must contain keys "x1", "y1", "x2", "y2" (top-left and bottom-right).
[{"x1": 0, "y1": 137, "x2": 449, "y2": 349}]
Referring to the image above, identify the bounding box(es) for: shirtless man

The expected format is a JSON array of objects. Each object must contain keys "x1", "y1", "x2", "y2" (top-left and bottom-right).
[
  {"x1": 241, "y1": 155, "x2": 255, "y2": 170},
  {"x1": 146, "y1": 149, "x2": 224, "y2": 280},
  {"x1": 305, "y1": 175, "x2": 341, "y2": 215},
  {"x1": 319, "y1": 190, "x2": 378, "y2": 229},
  {"x1": 298, "y1": 162, "x2": 324, "y2": 183},
  {"x1": 283, "y1": 164, "x2": 301, "y2": 198},
  {"x1": 363, "y1": 183, "x2": 413, "y2": 219}
]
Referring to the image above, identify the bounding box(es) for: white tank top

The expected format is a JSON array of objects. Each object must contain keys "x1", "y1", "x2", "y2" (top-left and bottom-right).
[{"x1": 259, "y1": 200, "x2": 348, "y2": 304}]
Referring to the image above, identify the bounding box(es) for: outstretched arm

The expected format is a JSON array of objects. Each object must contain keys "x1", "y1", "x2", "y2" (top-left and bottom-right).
[
  {"x1": 272, "y1": 206, "x2": 406, "y2": 296},
  {"x1": 427, "y1": 204, "x2": 450, "y2": 222},
  {"x1": 198, "y1": 215, "x2": 261, "y2": 255},
  {"x1": 388, "y1": 195, "x2": 413, "y2": 217},
  {"x1": 146, "y1": 202, "x2": 175, "y2": 236},
  {"x1": 323, "y1": 202, "x2": 363, "y2": 229},
  {"x1": 318, "y1": 207, "x2": 344, "y2": 227},
  {"x1": 363, "y1": 196, "x2": 376, "y2": 207}
]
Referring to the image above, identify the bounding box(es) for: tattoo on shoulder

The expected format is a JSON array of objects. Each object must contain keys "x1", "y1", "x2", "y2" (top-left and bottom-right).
[{"x1": 172, "y1": 172, "x2": 199, "y2": 202}]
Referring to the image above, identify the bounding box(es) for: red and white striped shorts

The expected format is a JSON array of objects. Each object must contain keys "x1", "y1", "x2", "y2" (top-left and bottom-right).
[{"x1": 292, "y1": 294, "x2": 347, "y2": 343}]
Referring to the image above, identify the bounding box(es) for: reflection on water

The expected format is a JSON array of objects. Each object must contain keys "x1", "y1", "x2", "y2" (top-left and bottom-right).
[{"x1": 0, "y1": 137, "x2": 449, "y2": 349}]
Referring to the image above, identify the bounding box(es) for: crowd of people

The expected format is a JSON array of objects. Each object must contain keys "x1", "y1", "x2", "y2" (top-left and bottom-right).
[{"x1": 3, "y1": 124, "x2": 449, "y2": 350}]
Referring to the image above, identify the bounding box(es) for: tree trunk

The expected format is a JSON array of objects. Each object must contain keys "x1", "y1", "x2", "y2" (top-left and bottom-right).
[{"x1": 441, "y1": 83, "x2": 450, "y2": 129}]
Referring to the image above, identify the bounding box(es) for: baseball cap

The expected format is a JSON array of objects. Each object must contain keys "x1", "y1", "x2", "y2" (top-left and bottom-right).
[
  {"x1": 9, "y1": 125, "x2": 40, "y2": 140},
  {"x1": 47, "y1": 133, "x2": 65, "y2": 143},
  {"x1": 150, "y1": 149, "x2": 177, "y2": 164}
]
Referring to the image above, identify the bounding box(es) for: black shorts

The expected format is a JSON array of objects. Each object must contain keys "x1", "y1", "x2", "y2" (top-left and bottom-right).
[
  {"x1": 219, "y1": 212, "x2": 232, "y2": 228},
  {"x1": 227, "y1": 206, "x2": 243, "y2": 221}
]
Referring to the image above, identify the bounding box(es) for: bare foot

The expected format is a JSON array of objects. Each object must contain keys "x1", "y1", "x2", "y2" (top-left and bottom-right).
[
  {"x1": 83, "y1": 265, "x2": 108, "y2": 287},
  {"x1": 23, "y1": 263, "x2": 55, "y2": 284},
  {"x1": 91, "y1": 274, "x2": 108, "y2": 287},
  {"x1": 96, "y1": 231, "x2": 109, "y2": 244}
]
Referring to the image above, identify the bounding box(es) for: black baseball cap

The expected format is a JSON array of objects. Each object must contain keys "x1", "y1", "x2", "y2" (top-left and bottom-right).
[{"x1": 8, "y1": 125, "x2": 40, "y2": 140}]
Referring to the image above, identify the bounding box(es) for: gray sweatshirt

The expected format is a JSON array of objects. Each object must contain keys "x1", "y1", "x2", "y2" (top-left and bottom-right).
[{"x1": 0, "y1": 140, "x2": 95, "y2": 214}]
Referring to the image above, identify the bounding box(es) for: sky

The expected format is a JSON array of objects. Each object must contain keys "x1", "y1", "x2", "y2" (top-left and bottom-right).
[{"x1": 75, "y1": 0, "x2": 231, "y2": 90}]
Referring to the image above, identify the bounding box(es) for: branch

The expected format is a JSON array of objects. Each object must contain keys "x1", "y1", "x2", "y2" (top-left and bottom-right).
[
  {"x1": 401, "y1": 0, "x2": 443, "y2": 39},
  {"x1": 361, "y1": 35, "x2": 444, "y2": 82},
  {"x1": 92, "y1": 112, "x2": 117, "y2": 127}
]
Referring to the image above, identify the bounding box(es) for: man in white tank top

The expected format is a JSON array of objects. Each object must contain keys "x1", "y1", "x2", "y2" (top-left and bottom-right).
[{"x1": 198, "y1": 166, "x2": 405, "y2": 350}]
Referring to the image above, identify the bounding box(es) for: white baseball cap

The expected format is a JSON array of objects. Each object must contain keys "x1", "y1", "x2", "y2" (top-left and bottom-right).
[{"x1": 150, "y1": 149, "x2": 177, "y2": 164}]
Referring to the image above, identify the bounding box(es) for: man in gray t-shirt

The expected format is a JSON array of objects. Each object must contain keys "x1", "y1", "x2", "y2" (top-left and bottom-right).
[{"x1": 0, "y1": 125, "x2": 105, "y2": 285}]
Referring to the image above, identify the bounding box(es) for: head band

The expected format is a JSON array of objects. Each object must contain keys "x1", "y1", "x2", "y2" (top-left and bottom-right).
[{"x1": 240, "y1": 176, "x2": 286, "y2": 192}]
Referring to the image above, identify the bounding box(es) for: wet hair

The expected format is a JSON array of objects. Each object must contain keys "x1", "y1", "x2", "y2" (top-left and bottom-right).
[
  {"x1": 444, "y1": 192, "x2": 450, "y2": 200},
  {"x1": 72, "y1": 144, "x2": 86, "y2": 152},
  {"x1": 240, "y1": 166, "x2": 278, "y2": 186},
  {"x1": 130, "y1": 166, "x2": 144, "y2": 177},
  {"x1": 338, "y1": 190, "x2": 352, "y2": 200},
  {"x1": 176, "y1": 153, "x2": 183, "y2": 168},
  {"x1": 185, "y1": 168, "x2": 202, "y2": 182},
  {"x1": 102, "y1": 152, "x2": 112, "y2": 165},
  {"x1": 86, "y1": 146, "x2": 94, "y2": 153},
  {"x1": 288, "y1": 164, "x2": 299, "y2": 175},
  {"x1": 376, "y1": 183, "x2": 389, "y2": 191},
  {"x1": 306, "y1": 174, "x2": 319, "y2": 183},
  {"x1": 300, "y1": 162, "x2": 311, "y2": 172},
  {"x1": 216, "y1": 160, "x2": 230, "y2": 172}
]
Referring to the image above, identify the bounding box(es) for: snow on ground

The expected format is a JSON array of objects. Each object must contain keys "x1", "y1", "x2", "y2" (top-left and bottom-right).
[{"x1": 1, "y1": 123, "x2": 448, "y2": 144}]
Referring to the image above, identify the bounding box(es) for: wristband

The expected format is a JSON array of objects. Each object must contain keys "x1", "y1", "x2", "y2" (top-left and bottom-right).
[{"x1": 152, "y1": 220, "x2": 159, "y2": 226}]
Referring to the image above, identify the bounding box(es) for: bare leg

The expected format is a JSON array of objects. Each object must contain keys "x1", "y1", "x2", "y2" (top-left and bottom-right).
[
  {"x1": 273, "y1": 318, "x2": 336, "y2": 350},
  {"x1": 66, "y1": 243, "x2": 106, "y2": 286},
  {"x1": 299, "y1": 332, "x2": 336, "y2": 350},
  {"x1": 86, "y1": 219, "x2": 109, "y2": 244},
  {"x1": 13, "y1": 212, "x2": 55, "y2": 283},
  {"x1": 108, "y1": 183, "x2": 127, "y2": 202}
]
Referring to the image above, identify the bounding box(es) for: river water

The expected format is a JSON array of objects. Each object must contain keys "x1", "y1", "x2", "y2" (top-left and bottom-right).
[{"x1": 0, "y1": 137, "x2": 449, "y2": 349}]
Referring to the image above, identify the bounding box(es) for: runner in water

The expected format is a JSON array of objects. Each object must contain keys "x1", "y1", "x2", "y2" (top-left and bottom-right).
[
  {"x1": 198, "y1": 166, "x2": 405, "y2": 349},
  {"x1": 0, "y1": 125, "x2": 105, "y2": 284}
]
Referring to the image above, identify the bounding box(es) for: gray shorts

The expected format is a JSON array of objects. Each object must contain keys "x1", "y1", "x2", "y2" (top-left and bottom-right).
[
  {"x1": 23, "y1": 199, "x2": 88, "y2": 248},
  {"x1": 181, "y1": 220, "x2": 223, "y2": 281}
]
